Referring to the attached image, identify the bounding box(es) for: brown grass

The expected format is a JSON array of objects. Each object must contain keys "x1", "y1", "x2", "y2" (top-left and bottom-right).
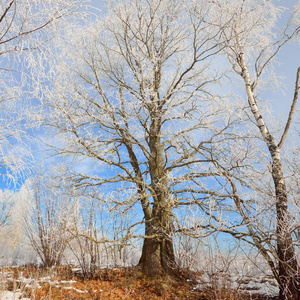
[{"x1": 0, "y1": 266, "x2": 278, "y2": 300}]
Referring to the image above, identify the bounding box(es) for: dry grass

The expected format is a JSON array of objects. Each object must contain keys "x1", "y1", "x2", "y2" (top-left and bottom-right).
[{"x1": 0, "y1": 266, "x2": 278, "y2": 300}]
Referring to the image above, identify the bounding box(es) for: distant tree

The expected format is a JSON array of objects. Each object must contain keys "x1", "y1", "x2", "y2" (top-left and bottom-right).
[
  {"x1": 66, "y1": 197, "x2": 102, "y2": 276},
  {"x1": 66, "y1": 198, "x2": 138, "y2": 276},
  {"x1": 23, "y1": 171, "x2": 75, "y2": 268},
  {"x1": 0, "y1": 189, "x2": 14, "y2": 228}
]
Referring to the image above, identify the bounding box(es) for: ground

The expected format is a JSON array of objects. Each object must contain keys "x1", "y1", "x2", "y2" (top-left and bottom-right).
[{"x1": 0, "y1": 266, "x2": 279, "y2": 299}]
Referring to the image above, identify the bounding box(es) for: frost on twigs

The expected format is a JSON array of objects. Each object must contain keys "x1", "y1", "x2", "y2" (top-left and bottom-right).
[{"x1": 0, "y1": 0, "x2": 83, "y2": 184}]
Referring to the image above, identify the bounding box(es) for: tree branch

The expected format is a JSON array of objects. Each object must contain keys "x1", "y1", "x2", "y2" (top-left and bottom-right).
[{"x1": 278, "y1": 67, "x2": 300, "y2": 149}]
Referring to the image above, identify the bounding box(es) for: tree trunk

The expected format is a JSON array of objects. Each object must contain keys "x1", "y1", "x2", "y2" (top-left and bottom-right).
[
  {"x1": 237, "y1": 50, "x2": 300, "y2": 300},
  {"x1": 272, "y1": 150, "x2": 300, "y2": 300},
  {"x1": 138, "y1": 219, "x2": 176, "y2": 277}
]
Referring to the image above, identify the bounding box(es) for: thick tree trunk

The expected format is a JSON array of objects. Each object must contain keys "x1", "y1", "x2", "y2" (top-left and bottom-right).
[{"x1": 138, "y1": 220, "x2": 176, "y2": 277}]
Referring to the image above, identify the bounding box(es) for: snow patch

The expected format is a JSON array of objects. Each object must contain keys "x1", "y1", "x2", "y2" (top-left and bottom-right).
[
  {"x1": 0, "y1": 291, "x2": 22, "y2": 300},
  {"x1": 62, "y1": 287, "x2": 88, "y2": 293},
  {"x1": 197, "y1": 272, "x2": 279, "y2": 297}
]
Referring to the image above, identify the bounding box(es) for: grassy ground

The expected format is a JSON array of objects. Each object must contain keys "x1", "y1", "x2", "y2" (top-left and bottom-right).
[{"x1": 0, "y1": 266, "x2": 278, "y2": 299}]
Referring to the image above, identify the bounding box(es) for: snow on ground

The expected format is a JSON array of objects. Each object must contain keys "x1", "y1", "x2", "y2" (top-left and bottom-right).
[
  {"x1": 0, "y1": 274, "x2": 80, "y2": 299},
  {"x1": 0, "y1": 291, "x2": 30, "y2": 300},
  {"x1": 62, "y1": 286, "x2": 88, "y2": 293},
  {"x1": 197, "y1": 272, "x2": 279, "y2": 297},
  {"x1": 233, "y1": 275, "x2": 279, "y2": 296},
  {"x1": 0, "y1": 263, "x2": 279, "y2": 299}
]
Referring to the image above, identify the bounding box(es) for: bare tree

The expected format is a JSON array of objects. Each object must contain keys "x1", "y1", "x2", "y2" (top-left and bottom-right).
[
  {"x1": 66, "y1": 198, "x2": 139, "y2": 276},
  {"x1": 23, "y1": 171, "x2": 75, "y2": 268},
  {"x1": 39, "y1": 0, "x2": 300, "y2": 287},
  {"x1": 0, "y1": 189, "x2": 14, "y2": 228},
  {"x1": 41, "y1": 0, "x2": 240, "y2": 276},
  {"x1": 66, "y1": 197, "x2": 102, "y2": 277},
  {"x1": 207, "y1": 1, "x2": 300, "y2": 299},
  {"x1": 0, "y1": 0, "x2": 81, "y2": 182}
]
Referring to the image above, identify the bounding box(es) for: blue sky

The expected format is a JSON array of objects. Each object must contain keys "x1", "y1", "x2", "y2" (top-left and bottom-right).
[
  {"x1": 271, "y1": 1, "x2": 300, "y2": 113},
  {"x1": 0, "y1": 0, "x2": 299, "y2": 191}
]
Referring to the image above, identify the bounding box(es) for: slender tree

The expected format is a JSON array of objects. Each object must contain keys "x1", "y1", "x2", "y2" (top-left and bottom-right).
[
  {"x1": 23, "y1": 171, "x2": 75, "y2": 268},
  {"x1": 0, "y1": 189, "x2": 14, "y2": 228},
  {"x1": 210, "y1": 1, "x2": 300, "y2": 298}
]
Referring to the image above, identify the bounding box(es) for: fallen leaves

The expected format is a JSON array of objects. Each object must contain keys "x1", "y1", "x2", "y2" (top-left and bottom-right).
[{"x1": 0, "y1": 266, "x2": 278, "y2": 300}]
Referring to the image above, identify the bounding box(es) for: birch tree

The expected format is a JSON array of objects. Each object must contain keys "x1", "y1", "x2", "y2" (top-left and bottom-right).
[
  {"x1": 41, "y1": 0, "x2": 241, "y2": 276},
  {"x1": 209, "y1": 1, "x2": 300, "y2": 299}
]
